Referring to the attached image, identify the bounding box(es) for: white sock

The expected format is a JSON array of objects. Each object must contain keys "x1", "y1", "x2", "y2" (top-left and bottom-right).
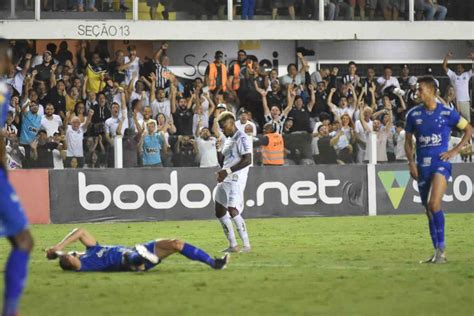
[
  {"x1": 218, "y1": 213, "x2": 238, "y2": 248},
  {"x1": 232, "y1": 215, "x2": 250, "y2": 248}
]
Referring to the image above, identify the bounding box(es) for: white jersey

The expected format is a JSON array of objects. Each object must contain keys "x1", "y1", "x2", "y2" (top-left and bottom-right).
[{"x1": 221, "y1": 129, "x2": 252, "y2": 182}]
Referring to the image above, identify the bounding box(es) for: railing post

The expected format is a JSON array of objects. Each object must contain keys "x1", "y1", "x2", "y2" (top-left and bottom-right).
[
  {"x1": 114, "y1": 135, "x2": 123, "y2": 168},
  {"x1": 368, "y1": 132, "x2": 377, "y2": 165},
  {"x1": 35, "y1": 0, "x2": 41, "y2": 20},
  {"x1": 227, "y1": 0, "x2": 232, "y2": 21},
  {"x1": 319, "y1": 0, "x2": 324, "y2": 21},
  {"x1": 10, "y1": 0, "x2": 16, "y2": 19},
  {"x1": 409, "y1": 0, "x2": 415, "y2": 22},
  {"x1": 133, "y1": 0, "x2": 138, "y2": 21}
]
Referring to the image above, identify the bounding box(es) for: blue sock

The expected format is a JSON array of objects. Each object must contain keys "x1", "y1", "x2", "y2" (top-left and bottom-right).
[
  {"x1": 427, "y1": 216, "x2": 438, "y2": 249},
  {"x1": 127, "y1": 251, "x2": 145, "y2": 266},
  {"x1": 3, "y1": 248, "x2": 29, "y2": 316},
  {"x1": 180, "y1": 243, "x2": 215, "y2": 268},
  {"x1": 432, "y1": 211, "x2": 445, "y2": 250}
]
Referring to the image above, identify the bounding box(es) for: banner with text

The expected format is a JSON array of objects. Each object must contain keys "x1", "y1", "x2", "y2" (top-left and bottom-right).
[
  {"x1": 49, "y1": 165, "x2": 368, "y2": 223},
  {"x1": 375, "y1": 163, "x2": 474, "y2": 215}
]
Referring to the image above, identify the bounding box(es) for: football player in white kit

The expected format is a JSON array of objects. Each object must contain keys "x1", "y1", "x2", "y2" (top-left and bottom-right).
[{"x1": 215, "y1": 111, "x2": 252, "y2": 253}]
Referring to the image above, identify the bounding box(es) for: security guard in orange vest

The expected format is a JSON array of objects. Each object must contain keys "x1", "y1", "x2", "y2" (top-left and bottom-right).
[
  {"x1": 205, "y1": 51, "x2": 228, "y2": 93},
  {"x1": 228, "y1": 49, "x2": 247, "y2": 92},
  {"x1": 260, "y1": 122, "x2": 285, "y2": 166}
]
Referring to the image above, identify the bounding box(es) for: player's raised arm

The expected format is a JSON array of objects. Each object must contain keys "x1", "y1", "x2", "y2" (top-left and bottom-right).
[{"x1": 46, "y1": 228, "x2": 97, "y2": 259}]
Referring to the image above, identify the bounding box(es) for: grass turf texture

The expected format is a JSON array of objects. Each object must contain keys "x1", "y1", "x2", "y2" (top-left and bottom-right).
[{"x1": 1, "y1": 214, "x2": 473, "y2": 316}]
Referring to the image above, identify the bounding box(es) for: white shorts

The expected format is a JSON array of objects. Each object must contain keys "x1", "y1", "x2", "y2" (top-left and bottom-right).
[{"x1": 215, "y1": 175, "x2": 247, "y2": 214}]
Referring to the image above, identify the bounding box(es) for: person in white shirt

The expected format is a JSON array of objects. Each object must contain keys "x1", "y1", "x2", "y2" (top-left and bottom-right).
[
  {"x1": 149, "y1": 73, "x2": 173, "y2": 121},
  {"x1": 105, "y1": 102, "x2": 128, "y2": 142},
  {"x1": 235, "y1": 108, "x2": 257, "y2": 136},
  {"x1": 121, "y1": 46, "x2": 140, "y2": 85},
  {"x1": 214, "y1": 111, "x2": 252, "y2": 253},
  {"x1": 377, "y1": 65, "x2": 400, "y2": 94},
  {"x1": 41, "y1": 103, "x2": 63, "y2": 137},
  {"x1": 65, "y1": 110, "x2": 93, "y2": 168},
  {"x1": 394, "y1": 121, "x2": 407, "y2": 161},
  {"x1": 194, "y1": 124, "x2": 219, "y2": 168},
  {"x1": 443, "y1": 51, "x2": 473, "y2": 122},
  {"x1": 354, "y1": 105, "x2": 374, "y2": 163},
  {"x1": 328, "y1": 86, "x2": 357, "y2": 120}
]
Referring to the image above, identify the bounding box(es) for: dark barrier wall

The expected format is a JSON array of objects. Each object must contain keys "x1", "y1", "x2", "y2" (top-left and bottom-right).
[
  {"x1": 376, "y1": 163, "x2": 474, "y2": 215},
  {"x1": 49, "y1": 165, "x2": 368, "y2": 223}
]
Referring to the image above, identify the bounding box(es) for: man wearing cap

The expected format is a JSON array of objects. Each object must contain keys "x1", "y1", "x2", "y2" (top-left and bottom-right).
[
  {"x1": 205, "y1": 51, "x2": 228, "y2": 94},
  {"x1": 235, "y1": 108, "x2": 257, "y2": 136},
  {"x1": 443, "y1": 52, "x2": 474, "y2": 122}
]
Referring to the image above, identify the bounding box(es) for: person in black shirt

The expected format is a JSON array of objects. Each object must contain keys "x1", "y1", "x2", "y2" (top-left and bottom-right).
[
  {"x1": 56, "y1": 41, "x2": 73, "y2": 66},
  {"x1": 399, "y1": 64, "x2": 411, "y2": 91},
  {"x1": 317, "y1": 125, "x2": 337, "y2": 164},
  {"x1": 90, "y1": 92, "x2": 111, "y2": 136},
  {"x1": 173, "y1": 135, "x2": 197, "y2": 167},
  {"x1": 312, "y1": 81, "x2": 331, "y2": 120},
  {"x1": 288, "y1": 84, "x2": 316, "y2": 132},
  {"x1": 108, "y1": 50, "x2": 126, "y2": 85},
  {"x1": 266, "y1": 80, "x2": 285, "y2": 109},
  {"x1": 29, "y1": 129, "x2": 62, "y2": 169},
  {"x1": 47, "y1": 79, "x2": 67, "y2": 119},
  {"x1": 172, "y1": 96, "x2": 193, "y2": 136},
  {"x1": 33, "y1": 50, "x2": 55, "y2": 84}
]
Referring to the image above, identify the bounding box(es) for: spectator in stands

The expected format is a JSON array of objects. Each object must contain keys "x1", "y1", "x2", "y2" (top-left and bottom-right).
[
  {"x1": 65, "y1": 110, "x2": 93, "y2": 168},
  {"x1": 235, "y1": 108, "x2": 257, "y2": 136},
  {"x1": 80, "y1": 44, "x2": 107, "y2": 94},
  {"x1": 121, "y1": 45, "x2": 140, "y2": 86},
  {"x1": 377, "y1": 65, "x2": 401, "y2": 95},
  {"x1": 443, "y1": 52, "x2": 473, "y2": 122},
  {"x1": 381, "y1": 0, "x2": 404, "y2": 20},
  {"x1": 152, "y1": 43, "x2": 171, "y2": 89},
  {"x1": 328, "y1": 85, "x2": 357, "y2": 120},
  {"x1": 260, "y1": 122, "x2": 284, "y2": 166},
  {"x1": 228, "y1": 50, "x2": 246, "y2": 93},
  {"x1": 404, "y1": 76, "x2": 418, "y2": 110},
  {"x1": 47, "y1": 78, "x2": 67, "y2": 119},
  {"x1": 194, "y1": 124, "x2": 219, "y2": 168},
  {"x1": 121, "y1": 128, "x2": 142, "y2": 168},
  {"x1": 441, "y1": 85, "x2": 457, "y2": 111},
  {"x1": 348, "y1": 0, "x2": 365, "y2": 19},
  {"x1": 206, "y1": 51, "x2": 228, "y2": 94},
  {"x1": 280, "y1": 53, "x2": 307, "y2": 88},
  {"x1": 90, "y1": 92, "x2": 111, "y2": 135},
  {"x1": 41, "y1": 103, "x2": 62, "y2": 137},
  {"x1": 29, "y1": 129, "x2": 62, "y2": 169},
  {"x1": 104, "y1": 100, "x2": 128, "y2": 166},
  {"x1": 288, "y1": 84, "x2": 315, "y2": 133},
  {"x1": 4, "y1": 112, "x2": 18, "y2": 137},
  {"x1": 394, "y1": 120, "x2": 407, "y2": 161},
  {"x1": 271, "y1": 0, "x2": 296, "y2": 20},
  {"x1": 371, "y1": 108, "x2": 393, "y2": 163},
  {"x1": 399, "y1": 64, "x2": 411, "y2": 91},
  {"x1": 72, "y1": 101, "x2": 87, "y2": 124},
  {"x1": 311, "y1": 0, "x2": 336, "y2": 20},
  {"x1": 241, "y1": 0, "x2": 256, "y2": 19},
  {"x1": 140, "y1": 121, "x2": 167, "y2": 167},
  {"x1": 334, "y1": 0, "x2": 353, "y2": 20},
  {"x1": 173, "y1": 135, "x2": 196, "y2": 167},
  {"x1": 56, "y1": 41, "x2": 73, "y2": 66},
  {"x1": 331, "y1": 113, "x2": 355, "y2": 163},
  {"x1": 150, "y1": 74, "x2": 174, "y2": 121},
  {"x1": 415, "y1": 0, "x2": 447, "y2": 20},
  {"x1": 342, "y1": 61, "x2": 361, "y2": 88},
  {"x1": 5, "y1": 53, "x2": 30, "y2": 96},
  {"x1": 354, "y1": 104, "x2": 373, "y2": 163},
  {"x1": 172, "y1": 88, "x2": 194, "y2": 136},
  {"x1": 33, "y1": 50, "x2": 55, "y2": 84},
  {"x1": 19, "y1": 100, "x2": 43, "y2": 168},
  {"x1": 317, "y1": 125, "x2": 337, "y2": 164}
]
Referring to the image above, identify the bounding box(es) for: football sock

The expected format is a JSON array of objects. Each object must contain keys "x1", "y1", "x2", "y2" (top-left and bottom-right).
[
  {"x1": 180, "y1": 243, "x2": 215, "y2": 268},
  {"x1": 218, "y1": 213, "x2": 238, "y2": 248},
  {"x1": 432, "y1": 211, "x2": 445, "y2": 250},
  {"x1": 232, "y1": 215, "x2": 250, "y2": 248},
  {"x1": 427, "y1": 214, "x2": 438, "y2": 249},
  {"x1": 3, "y1": 248, "x2": 29, "y2": 316}
]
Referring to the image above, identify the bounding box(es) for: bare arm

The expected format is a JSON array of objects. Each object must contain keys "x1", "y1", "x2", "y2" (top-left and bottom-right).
[
  {"x1": 307, "y1": 84, "x2": 316, "y2": 112},
  {"x1": 443, "y1": 52, "x2": 452, "y2": 74},
  {"x1": 149, "y1": 73, "x2": 157, "y2": 103},
  {"x1": 47, "y1": 228, "x2": 97, "y2": 253},
  {"x1": 21, "y1": 53, "x2": 32, "y2": 77},
  {"x1": 170, "y1": 83, "x2": 177, "y2": 114}
]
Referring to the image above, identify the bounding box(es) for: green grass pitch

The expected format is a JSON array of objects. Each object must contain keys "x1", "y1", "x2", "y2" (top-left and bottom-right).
[{"x1": 1, "y1": 214, "x2": 473, "y2": 315}]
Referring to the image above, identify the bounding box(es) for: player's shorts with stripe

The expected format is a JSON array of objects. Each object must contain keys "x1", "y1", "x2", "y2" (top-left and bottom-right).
[
  {"x1": 215, "y1": 174, "x2": 247, "y2": 214},
  {"x1": 417, "y1": 161, "x2": 451, "y2": 206},
  {"x1": 0, "y1": 169, "x2": 29, "y2": 238}
]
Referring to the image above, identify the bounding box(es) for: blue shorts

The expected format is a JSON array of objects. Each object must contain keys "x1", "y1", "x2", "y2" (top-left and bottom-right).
[
  {"x1": 417, "y1": 162, "x2": 451, "y2": 206},
  {"x1": 0, "y1": 169, "x2": 29, "y2": 238},
  {"x1": 141, "y1": 240, "x2": 160, "y2": 271}
]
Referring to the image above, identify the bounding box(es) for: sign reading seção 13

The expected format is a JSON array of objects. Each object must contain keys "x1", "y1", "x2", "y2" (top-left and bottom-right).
[{"x1": 77, "y1": 24, "x2": 131, "y2": 38}]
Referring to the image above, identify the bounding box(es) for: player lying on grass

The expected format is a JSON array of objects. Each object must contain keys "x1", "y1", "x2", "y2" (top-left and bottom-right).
[{"x1": 45, "y1": 228, "x2": 229, "y2": 272}]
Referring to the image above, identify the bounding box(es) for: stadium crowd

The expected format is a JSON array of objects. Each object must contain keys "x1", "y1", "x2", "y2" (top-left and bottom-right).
[
  {"x1": 2, "y1": 0, "x2": 473, "y2": 20},
  {"x1": 1, "y1": 40, "x2": 473, "y2": 169}
]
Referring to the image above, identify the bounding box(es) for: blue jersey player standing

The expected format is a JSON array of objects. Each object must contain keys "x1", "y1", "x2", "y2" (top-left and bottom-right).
[
  {"x1": 45, "y1": 228, "x2": 229, "y2": 272},
  {"x1": 404, "y1": 76, "x2": 472, "y2": 264},
  {"x1": 0, "y1": 40, "x2": 34, "y2": 316}
]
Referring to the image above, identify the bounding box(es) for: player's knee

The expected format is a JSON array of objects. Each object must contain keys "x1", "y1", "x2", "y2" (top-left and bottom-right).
[
  {"x1": 427, "y1": 200, "x2": 440, "y2": 213},
  {"x1": 228, "y1": 208, "x2": 239, "y2": 218},
  {"x1": 13, "y1": 230, "x2": 34, "y2": 253}
]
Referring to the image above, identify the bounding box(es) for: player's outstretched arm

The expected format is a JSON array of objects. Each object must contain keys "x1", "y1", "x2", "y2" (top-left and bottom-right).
[{"x1": 46, "y1": 228, "x2": 97, "y2": 259}]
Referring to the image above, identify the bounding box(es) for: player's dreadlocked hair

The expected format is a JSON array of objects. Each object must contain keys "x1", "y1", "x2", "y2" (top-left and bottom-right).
[{"x1": 217, "y1": 111, "x2": 236, "y2": 126}]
